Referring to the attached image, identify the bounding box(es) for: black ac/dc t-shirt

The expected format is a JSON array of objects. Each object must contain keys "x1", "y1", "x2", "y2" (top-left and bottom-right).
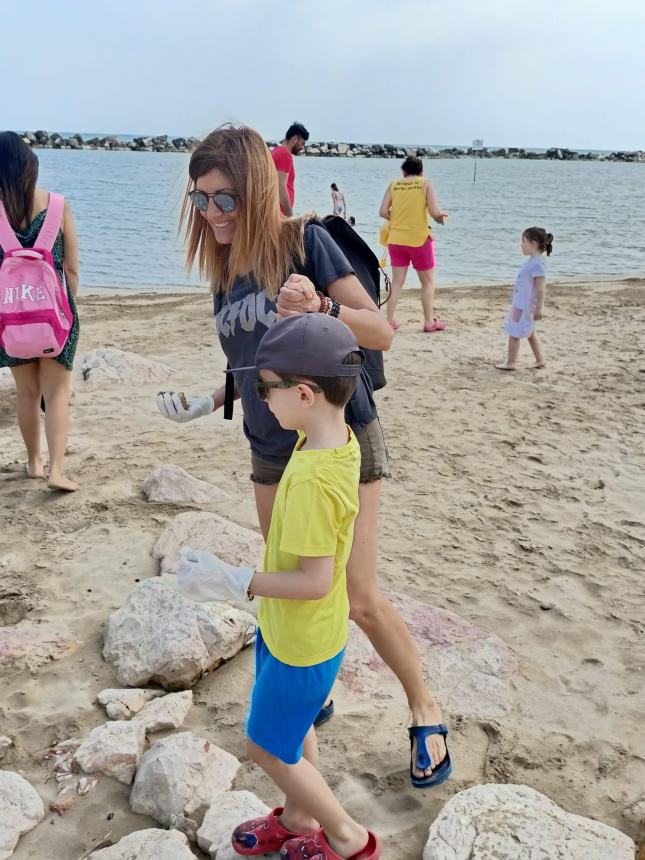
[{"x1": 213, "y1": 224, "x2": 377, "y2": 464}]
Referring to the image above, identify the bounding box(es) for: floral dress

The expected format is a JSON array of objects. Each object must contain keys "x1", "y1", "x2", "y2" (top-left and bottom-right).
[{"x1": 0, "y1": 208, "x2": 79, "y2": 371}]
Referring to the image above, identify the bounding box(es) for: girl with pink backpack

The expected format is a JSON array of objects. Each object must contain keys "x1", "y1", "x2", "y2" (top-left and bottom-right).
[{"x1": 0, "y1": 131, "x2": 80, "y2": 492}]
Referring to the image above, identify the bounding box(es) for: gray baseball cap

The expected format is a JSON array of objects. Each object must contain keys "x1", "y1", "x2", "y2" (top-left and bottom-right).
[{"x1": 229, "y1": 313, "x2": 364, "y2": 378}]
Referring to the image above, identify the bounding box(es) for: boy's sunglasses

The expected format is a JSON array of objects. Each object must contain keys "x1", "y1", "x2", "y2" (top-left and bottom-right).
[
  {"x1": 255, "y1": 379, "x2": 322, "y2": 402},
  {"x1": 188, "y1": 189, "x2": 238, "y2": 214}
]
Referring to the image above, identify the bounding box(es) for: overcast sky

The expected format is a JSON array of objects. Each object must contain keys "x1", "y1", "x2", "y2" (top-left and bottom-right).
[{"x1": 3, "y1": 0, "x2": 644, "y2": 150}]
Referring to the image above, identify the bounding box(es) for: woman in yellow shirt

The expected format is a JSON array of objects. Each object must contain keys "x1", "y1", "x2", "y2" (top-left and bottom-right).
[{"x1": 379, "y1": 155, "x2": 448, "y2": 332}]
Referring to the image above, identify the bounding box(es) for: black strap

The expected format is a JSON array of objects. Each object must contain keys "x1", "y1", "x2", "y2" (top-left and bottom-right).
[{"x1": 224, "y1": 363, "x2": 234, "y2": 420}]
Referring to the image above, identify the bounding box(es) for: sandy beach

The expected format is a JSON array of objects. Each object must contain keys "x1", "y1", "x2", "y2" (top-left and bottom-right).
[{"x1": 1, "y1": 278, "x2": 644, "y2": 858}]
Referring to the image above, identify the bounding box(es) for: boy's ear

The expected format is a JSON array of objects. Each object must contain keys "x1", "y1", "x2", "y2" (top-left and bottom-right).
[{"x1": 297, "y1": 383, "x2": 318, "y2": 408}]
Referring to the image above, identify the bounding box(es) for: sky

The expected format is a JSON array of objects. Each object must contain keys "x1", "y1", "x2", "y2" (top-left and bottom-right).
[{"x1": 3, "y1": 0, "x2": 644, "y2": 150}]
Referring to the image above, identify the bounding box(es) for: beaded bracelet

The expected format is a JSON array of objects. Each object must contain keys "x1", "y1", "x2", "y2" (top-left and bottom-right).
[{"x1": 316, "y1": 291, "x2": 332, "y2": 314}]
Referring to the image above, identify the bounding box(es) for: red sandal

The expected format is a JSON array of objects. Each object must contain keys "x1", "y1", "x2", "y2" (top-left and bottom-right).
[
  {"x1": 280, "y1": 829, "x2": 381, "y2": 860},
  {"x1": 232, "y1": 807, "x2": 316, "y2": 855}
]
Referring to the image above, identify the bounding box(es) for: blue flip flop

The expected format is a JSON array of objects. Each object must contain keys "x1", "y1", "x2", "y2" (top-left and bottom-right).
[
  {"x1": 313, "y1": 699, "x2": 334, "y2": 729},
  {"x1": 408, "y1": 724, "x2": 452, "y2": 788}
]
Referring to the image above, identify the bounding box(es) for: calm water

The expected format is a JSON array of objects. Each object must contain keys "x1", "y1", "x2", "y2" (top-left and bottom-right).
[{"x1": 35, "y1": 149, "x2": 645, "y2": 290}]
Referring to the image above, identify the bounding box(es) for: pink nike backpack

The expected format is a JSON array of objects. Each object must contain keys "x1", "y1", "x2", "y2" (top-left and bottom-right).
[{"x1": 0, "y1": 192, "x2": 73, "y2": 359}]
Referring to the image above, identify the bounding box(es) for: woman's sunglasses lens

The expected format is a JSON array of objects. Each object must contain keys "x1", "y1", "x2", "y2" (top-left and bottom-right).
[
  {"x1": 215, "y1": 193, "x2": 236, "y2": 214},
  {"x1": 190, "y1": 191, "x2": 208, "y2": 212},
  {"x1": 255, "y1": 381, "x2": 267, "y2": 401}
]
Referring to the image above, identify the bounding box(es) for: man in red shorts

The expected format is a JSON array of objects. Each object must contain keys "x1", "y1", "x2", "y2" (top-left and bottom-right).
[{"x1": 271, "y1": 122, "x2": 310, "y2": 216}]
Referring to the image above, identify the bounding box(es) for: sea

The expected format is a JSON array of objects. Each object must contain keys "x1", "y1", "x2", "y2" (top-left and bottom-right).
[{"x1": 32, "y1": 147, "x2": 645, "y2": 291}]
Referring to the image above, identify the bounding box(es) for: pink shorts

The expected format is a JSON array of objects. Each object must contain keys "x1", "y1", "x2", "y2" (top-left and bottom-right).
[{"x1": 388, "y1": 236, "x2": 435, "y2": 271}]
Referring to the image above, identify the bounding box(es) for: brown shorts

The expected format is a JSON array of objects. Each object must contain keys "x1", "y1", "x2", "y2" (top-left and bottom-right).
[{"x1": 251, "y1": 419, "x2": 391, "y2": 485}]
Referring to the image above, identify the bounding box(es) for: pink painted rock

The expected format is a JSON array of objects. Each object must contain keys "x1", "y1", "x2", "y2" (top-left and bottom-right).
[
  {"x1": 341, "y1": 593, "x2": 518, "y2": 719},
  {"x1": 0, "y1": 623, "x2": 79, "y2": 675}
]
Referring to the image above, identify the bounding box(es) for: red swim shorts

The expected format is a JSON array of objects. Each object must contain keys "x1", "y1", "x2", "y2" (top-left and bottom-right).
[{"x1": 388, "y1": 236, "x2": 435, "y2": 271}]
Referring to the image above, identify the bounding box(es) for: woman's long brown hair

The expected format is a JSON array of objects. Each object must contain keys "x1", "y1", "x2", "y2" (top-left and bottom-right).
[
  {"x1": 181, "y1": 124, "x2": 305, "y2": 297},
  {"x1": 0, "y1": 131, "x2": 39, "y2": 231}
]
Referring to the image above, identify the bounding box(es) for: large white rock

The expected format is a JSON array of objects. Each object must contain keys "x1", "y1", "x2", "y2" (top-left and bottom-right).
[
  {"x1": 103, "y1": 578, "x2": 255, "y2": 690},
  {"x1": 133, "y1": 691, "x2": 192, "y2": 733},
  {"x1": 423, "y1": 784, "x2": 636, "y2": 860},
  {"x1": 0, "y1": 622, "x2": 79, "y2": 675},
  {"x1": 89, "y1": 828, "x2": 194, "y2": 858},
  {"x1": 197, "y1": 791, "x2": 270, "y2": 859},
  {"x1": 77, "y1": 348, "x2": 176, "y2": 386},
  {"x1": 73, "y1": 721, "x2": 146, "y2": 785},
  {"x1": 341, "y1": 593, "x2": 518, "y2": 720},
  {"x1": 142, "y1": 465, "x2": 229, "y2": 505},
  {"x1": 98, "y1": 688, "x2": 166, "y2": 720},
  {"x1": 153, "y1": 511, "x2": 264, "y2": 575},
  {"x1": 130, "y1": 732, "x2": 240, "y2": 841},
  {"x1": 0, "y1": 771, "x2": 45, "y2": 860}
]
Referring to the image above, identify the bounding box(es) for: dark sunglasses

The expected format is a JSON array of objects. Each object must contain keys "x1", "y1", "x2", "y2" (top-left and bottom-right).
[
  {"x1": 188, "y1": 189, "x2": 238, "y2": 214},
  {"x1": 255, "y1": 379, "x2": 322, "y2": 402}
]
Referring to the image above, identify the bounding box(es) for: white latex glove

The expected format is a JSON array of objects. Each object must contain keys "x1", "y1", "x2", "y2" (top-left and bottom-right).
[
  {"x1": 177, "y1": 547, "x2": 254, "y2": 605},
  {"x1": 156, "y1": 392, "x2": 214, "y2": 423}
]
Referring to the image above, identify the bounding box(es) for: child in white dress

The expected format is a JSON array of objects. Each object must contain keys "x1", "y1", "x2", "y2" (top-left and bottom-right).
[{"x1": 496, "y1": 227, "x2": 553, "y2": 370}]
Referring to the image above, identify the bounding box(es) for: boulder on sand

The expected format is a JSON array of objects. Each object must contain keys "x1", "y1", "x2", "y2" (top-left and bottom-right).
[
  {"x1": 197, "y1": 790, "x2": 270, "y2": 858},
  {"x1": 77, "y1": 348, "x2": 176, "y2": 386},
  {"x1": 130, "y1": 732, "x2": 240, "y2": 841},
  {"x1": 0, "y1": 622, "x2": 79, "y2": 675},
  {"x1": 423, "y1": 783, "x2": 636, "y2": 860},
  {"x1": 89, "y1": 828, "x2": 194, "y2": 858},
  {"x1": 73, "y1": 720, "x2": 146, "y2": 785},
  {"x1": 103, "y1": 578, "x2": 255, "y2": 689},
  {"x1": 142, "y1": 465, "x2": 229, "y2": 505},
  {"x1": 0, "y1": 771, "x2": 45, "y2": 860},
  {"x1": 153, "y1": 511, "x2": 264, "y2": 575}
]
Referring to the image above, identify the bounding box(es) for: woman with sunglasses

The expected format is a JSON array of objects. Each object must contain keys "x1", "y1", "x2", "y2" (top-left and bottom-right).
[{"x1": 156, "y1": 124, "x2": 451, "y2": 798}]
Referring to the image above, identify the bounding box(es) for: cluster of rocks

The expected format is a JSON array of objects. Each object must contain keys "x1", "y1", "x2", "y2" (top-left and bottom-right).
[
  {"x1": 17, "y1": 130, "x2": 645, "y2": 162},
  {"x1": 19, "y1": 130, "x2": 199, "y2": 153},
  {"x1": 0, "y1": 391, "x2": 638, "y2": 857}
]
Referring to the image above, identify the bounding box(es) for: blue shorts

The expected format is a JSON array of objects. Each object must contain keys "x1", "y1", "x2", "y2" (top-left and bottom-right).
[{"x1": 246, "y1": 629, "x2": 344, "y2": 764}]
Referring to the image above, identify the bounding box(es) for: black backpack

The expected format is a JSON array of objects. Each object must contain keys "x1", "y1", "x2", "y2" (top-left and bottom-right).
[
  {"x1": 300, "y1": 215, "x2": 390, "y2": 391},
  {"x1": 223, "y1": 217, "x2": 390, "y2": 419}
]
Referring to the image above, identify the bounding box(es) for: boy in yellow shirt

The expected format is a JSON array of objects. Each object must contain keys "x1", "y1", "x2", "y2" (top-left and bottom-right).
[{"x1": 178, "y1": 313, "x2": 381, "y2": 860}]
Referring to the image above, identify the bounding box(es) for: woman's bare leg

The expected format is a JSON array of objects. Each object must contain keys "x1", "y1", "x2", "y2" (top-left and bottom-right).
[
  {"x1": 39, "y1": 359, "x2": 77, "y2": 491},
  {"x1": 418, "y1": 267, "x2": 437, "y2": 326},
  {"x1": 386, "y1": 266, "x2": 408, "y2": 326},
  {"x1": 346, "y1": 481, "x2": 446, "y2": 777},
  {"x1": 10, "y1": 363, "x2": 44, "y2": 478}
]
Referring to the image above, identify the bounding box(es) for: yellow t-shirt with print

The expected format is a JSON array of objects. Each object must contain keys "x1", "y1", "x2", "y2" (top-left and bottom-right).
[
  {"x1": 257, "y1": 428, "x2": 360, "y2": 667},
  {"x1": 387, "y1": 177, "x2": 430, "y2": 247}
]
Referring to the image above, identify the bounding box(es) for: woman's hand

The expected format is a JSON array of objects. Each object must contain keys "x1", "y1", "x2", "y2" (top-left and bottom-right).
[
  {"x1": 433, "y1": 212, "x2": 449, "y2": 226},
  {"x1": 276, "y1": 274, "x2": 319, "y2": 319},
  {"x1": 156, "y1": 392, "x2": 214, "y2": 422}
]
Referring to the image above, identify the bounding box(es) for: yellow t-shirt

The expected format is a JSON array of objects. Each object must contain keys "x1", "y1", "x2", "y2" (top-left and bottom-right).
[
  {"x1": 387, "y1": 177, "x2": 430, "y2": 247},
  {"x1": 257, "y1": 428, "x2": 361, "y2": 667}
]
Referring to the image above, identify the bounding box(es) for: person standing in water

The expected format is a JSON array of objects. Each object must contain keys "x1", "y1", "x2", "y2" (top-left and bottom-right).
[
  {"x1": 271, "y1": 122, "x2": 310, "y2": 216},
  {"x1": 331, "y1": 183, "x2": 348, "y2": 220},
  {"x1": 379, "y1": 155, "x2": 448, "y2": 333}
]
